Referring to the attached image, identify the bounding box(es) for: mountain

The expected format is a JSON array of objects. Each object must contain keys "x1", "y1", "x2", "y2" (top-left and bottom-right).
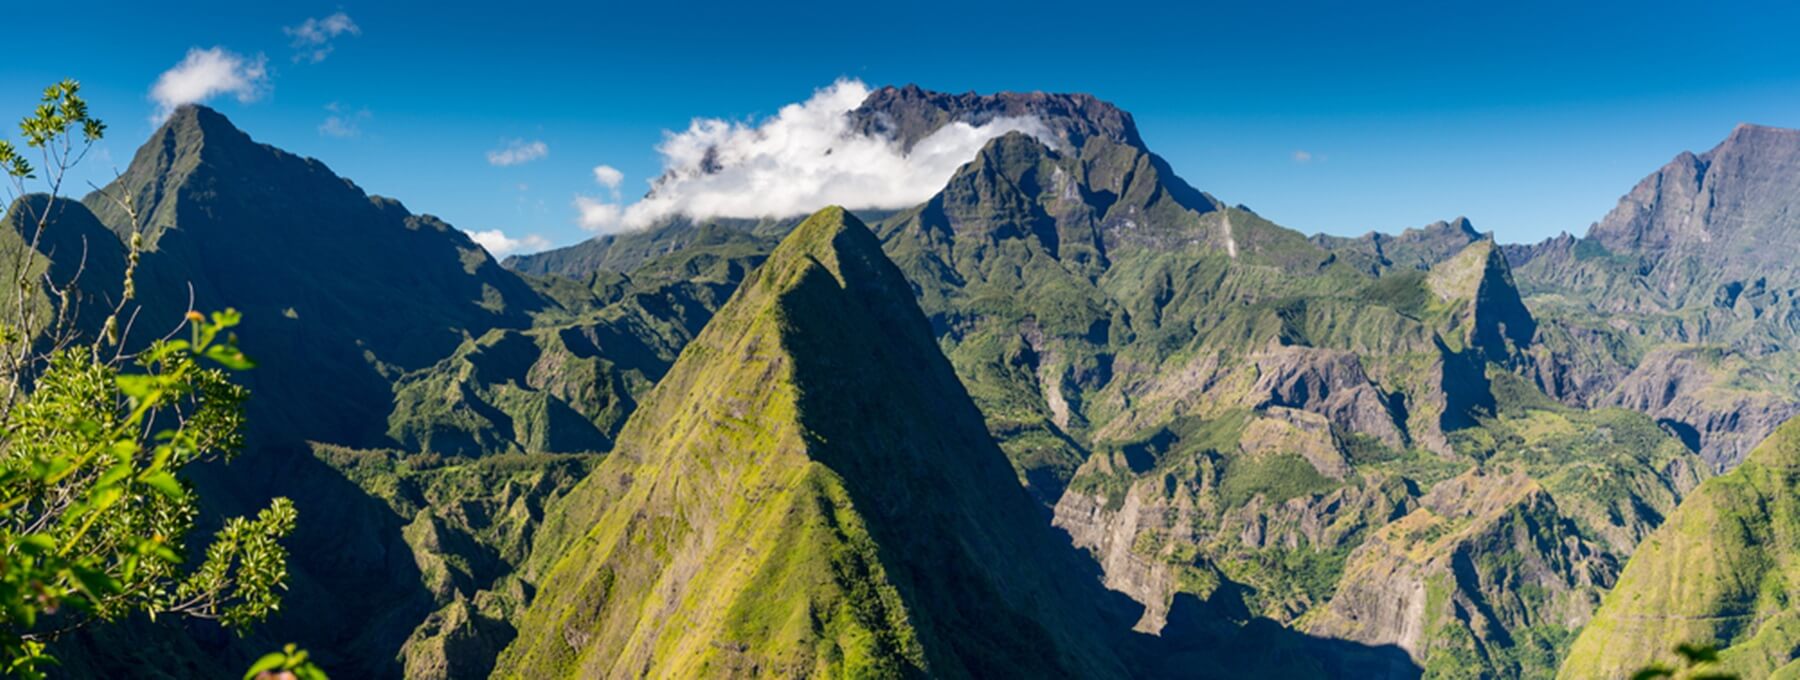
[
  {"x1": 22, "y1": 105, "x2": 618, "y2": 677},
  {"x1": 388, "y1": 229, "x2": 768, "y2": 457},
  {"x1": 20, "y1": 87, "x2": 1789, "y2": 679},
  {"x1": 1559, "y1": 416, "x2": 1800, "y2": 678},
  {"x1": 0, "y1": 194, "x2": 128, "y2": 341},
  {"x1": 1313, "y1": 217, "x2": 1487, "y2": 276},
  {"x1": 84, "y1": 104, "x2": 549, "y2": 449},
  {"x1": 498, "y1": 207, "x2": 1140, "y2": 678},
  {"x1": 848, "y1": 84, "x2": 1146, "y2": 152},
  {"x1": 505, "y1": 218, "x2": 788, "y2": 279},
  {"x1": 1511, "y1": 123, "x2": 1800, "y2": 469},
  {"x1": 500, "y1": 86, "x2": 1720, "y2": 678}
]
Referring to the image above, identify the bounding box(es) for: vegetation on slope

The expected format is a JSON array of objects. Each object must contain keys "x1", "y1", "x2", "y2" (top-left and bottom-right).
[
  {"x1": 1560, "y1": 417, "x2": 1800, "y2": 679},
  {"x1": 501, "y1": 207, "x2": 1140, "y2": 678}
]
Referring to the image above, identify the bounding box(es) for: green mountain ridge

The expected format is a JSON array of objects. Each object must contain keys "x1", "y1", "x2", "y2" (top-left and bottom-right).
[
  {"x1": 1560, "y1": 417, "x2": 1800, "y2": 678},
  {"x1": 500, "y1": 207, "x2": 1141, "y2": 678}
]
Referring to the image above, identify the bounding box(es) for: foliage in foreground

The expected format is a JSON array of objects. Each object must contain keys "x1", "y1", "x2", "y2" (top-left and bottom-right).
[{"x1": 0, "y1": 80, "x2": 300, "y2": 678}]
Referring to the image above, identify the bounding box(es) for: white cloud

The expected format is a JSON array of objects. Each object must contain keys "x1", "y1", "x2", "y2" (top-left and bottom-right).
[
  {"x1": 592, "y1": 164, "x2": 623, "y2": 191},
  {"x1": 574, "y1": 196, "x2": 624, "y2": 231},
  {"x1": 285, "y1": 12, "x2": 361, "y2": 63},
  {"x1": 572, "y1": 78, "x2": 1050, "y2": 234},
  {"x1": 488, "y1": 139, "x2": 548, "y2": 166},
  {"x1": 318, "y1": 102, "x2": 370, "y2": 138},
  {"x1": 1292, "y1": 150, "x2": 1314, "y2": 164},
  {"x1": 149, "y1": 47, "x2": 270, "y2": 122},
  {"x1": 467, "y1": 229, "x2": 551, "y2": 256}
]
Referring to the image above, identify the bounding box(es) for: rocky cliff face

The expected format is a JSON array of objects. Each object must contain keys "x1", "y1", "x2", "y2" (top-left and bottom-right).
[
  {"x1": 1511, "y1": 123, "x2": 1800, "y2": 470},
  {"x1": 848, "y1": 83, "x2": 1145, "y2": 152},
  {"x1": 1053, "y1": 446, "x2": 1413, "y2": 633},
  {"x1": 1307, "y1": 470, "x2": 1614, "y2": 677},
  {"x1": 1603, "y1": 346, "x2": 1800, "y2": 467},
  {"x1": 1588, "y1": 125, "x2": 1800, "y2": 273}
]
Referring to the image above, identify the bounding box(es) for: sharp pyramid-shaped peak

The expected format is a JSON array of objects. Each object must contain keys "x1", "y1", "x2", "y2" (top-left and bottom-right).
[
  {"x1": 757, "y1": 205, "x2": 890, "y2": 285},
  {"x1": 123, "y1": 104, "x2": 278, "y2": 193},
  {"x1": 1428, "y1": 238, "x2": 1536, "y2": 359},
  {"x1": 156, "y1": 104, "x2": 256, "y2": 146},
  {"x1": 1427, "y1": 239, "x2": 1503, "y2": 301},
  {"x1": 503, "y1": 205, "x2": 1136, "y2": 679},
  {"x1": 87, "y1": 103, "x2": 374, "y2": 248},
  {"x1": 61, "y1": 100, "x2": 544, "y2": 450}
]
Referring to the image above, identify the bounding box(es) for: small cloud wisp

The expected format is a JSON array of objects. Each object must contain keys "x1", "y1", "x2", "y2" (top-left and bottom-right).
[{"x1": 149, "y1": 47, "x2": 270, "y2": 122}]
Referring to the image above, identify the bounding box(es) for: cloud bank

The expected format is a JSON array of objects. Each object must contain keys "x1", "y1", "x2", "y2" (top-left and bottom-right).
[
  {"x1": 488, "y1": 139, "x2": 548, "y2": 166},
  {"x1": 286, "y1": 12, "x2": 361, "y2": 63},
  {"x1": 150, "y1": 47, "x2": 270, "y2": 122},
  {"x1": 575, "y1": 78, "x2": 1048, "y2": 233},
  {"x1": 467, "y1": 229, "x2": 550, "y2": 256}
]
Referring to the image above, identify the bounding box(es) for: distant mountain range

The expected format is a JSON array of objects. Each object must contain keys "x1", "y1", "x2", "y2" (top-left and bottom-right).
[{"x1": 10, "y1": 85, "x2": 1800, "y2": 678}]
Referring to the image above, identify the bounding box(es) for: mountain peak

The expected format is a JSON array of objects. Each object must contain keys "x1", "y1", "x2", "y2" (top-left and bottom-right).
[
  {"x1": 769, "y1": 205, "x2": 871, "y2": 269},
  {"x1": 146, "y1": 104, "x2": 261, "y2": 162},
  {"x1": 1428, "y1": 239, "x2": 1536, "y2": 359},
  {"x1": 850, "y1": 84, "x2": 1143, "y2": 152},
  {"x1": 69, "y1": 100, "x2": 544, "y2": 449},
  {"x1": 160, "y1": 103, "x2": 239, "y2": 133},
  {"x1": 1443, "y1": 216, "x2": 1481, "y2": 238},
  {"x1": 747, "y1": 206, "x2": 918, "y2": 308},
  {"x1": 1587, "y1": 120, "x2": 1800, "y2": 262},
  {"x1": 1723, "y1": 121, "x2": 1800, "y2": 146},
  {"x1": 1313, "y1": 216, "x2": 1487, "y2": 274},
  {"x1": 502, "y1": 204, "x2": 1135, "y2": 678}
]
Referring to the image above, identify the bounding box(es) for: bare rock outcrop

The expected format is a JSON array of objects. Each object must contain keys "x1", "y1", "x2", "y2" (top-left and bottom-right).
[
  {"x1": 1605, "y1": 346, "x2": 1800, "y2": 470},
  {"x1": 1306, "y1": 470, "x2": 1615, "y2": 668}
]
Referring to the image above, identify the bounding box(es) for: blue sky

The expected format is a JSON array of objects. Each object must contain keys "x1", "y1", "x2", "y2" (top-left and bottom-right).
[{"x1": 9, "y1": 0, "x2": 1800, "y2": 253}]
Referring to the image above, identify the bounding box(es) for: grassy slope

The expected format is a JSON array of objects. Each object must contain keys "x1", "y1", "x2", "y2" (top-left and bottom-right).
[
  {"x1": 1560, "y1": 417, "x2": 1800, "y2": 679},
  {"x1": 500, "y1": 208, "x2": 1134, "y2": 679}
]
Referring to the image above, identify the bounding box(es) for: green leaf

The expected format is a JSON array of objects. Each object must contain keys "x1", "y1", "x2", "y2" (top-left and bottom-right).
[
  {"x1": 96, "y1": 461, "x2": 133, "y2": 490},
  {"x1": 67, "y1": 565, "x2": 121, "y2": 597},
  {"x1": 204, "y1": 344, "x2": 256, "y2": 370},
  {"x1": 17, "y1": 534, "x2": 57, "y2": 555},
  {"x1": 149, "y1": 543, "x2": 182, "y2": 564},
  {"x1": 88, "y1": 486, "x2": 124, "y2": 511},
  {"x1": 116, "y1": 374, "x2": 157, "y2": 400},
  {"x1": 139, "y1": 470, "x2": 185, "y2": 500},
  {"x1": 242, "y1": 652, "x2": 287, "y2": 680}
]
